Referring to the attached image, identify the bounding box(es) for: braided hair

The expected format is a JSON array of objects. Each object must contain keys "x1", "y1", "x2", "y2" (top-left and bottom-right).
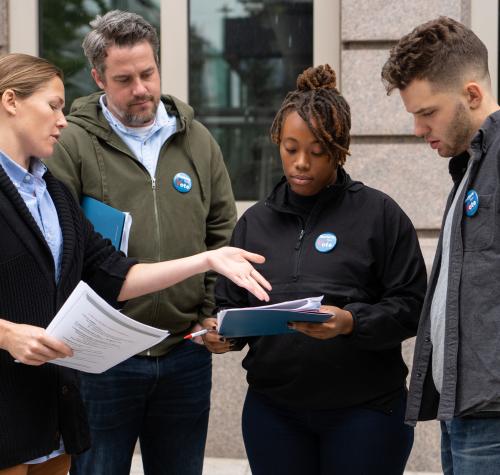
[{"x1": 270, "y1": 64, "x2": 351, "y2": 167}]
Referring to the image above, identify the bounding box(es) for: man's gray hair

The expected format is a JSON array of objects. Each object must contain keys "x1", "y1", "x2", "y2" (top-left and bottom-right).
[{"x1": 82, "y1": 10, "x2": 159, "y2": 77}]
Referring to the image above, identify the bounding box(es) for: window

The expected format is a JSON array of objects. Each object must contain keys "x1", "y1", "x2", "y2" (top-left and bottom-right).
[{"x1": 189, "y1": 0, "x2": 313, "y2": 200}]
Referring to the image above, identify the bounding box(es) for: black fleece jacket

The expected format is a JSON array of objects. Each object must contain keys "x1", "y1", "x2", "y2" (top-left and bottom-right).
[
  {"x1": 216, "y1": 170, "x2": 427, "y2": 410},
  {"x1": 0, "y1": 165, "x2": 136, "y2": 469}
]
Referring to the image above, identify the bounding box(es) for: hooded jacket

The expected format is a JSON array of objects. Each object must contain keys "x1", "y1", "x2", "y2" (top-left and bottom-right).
[
  {"x1": 216, "y1": 171, "x2": 427, "y2": 409},
  {"x1": 47, "y1": 93, "x2": 237, "y2": 355}
]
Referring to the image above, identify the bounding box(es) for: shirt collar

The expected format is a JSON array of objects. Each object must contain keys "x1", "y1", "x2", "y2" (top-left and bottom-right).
[
  {"x1": 99, "y1": 94, "x2": 175, "y2": 140},
  {"x1": 470, "y1": 109, "x2": 500, "y2": 157},
  {"x1": 0, "y1": 150, "x2": 46, "y2": 188}
]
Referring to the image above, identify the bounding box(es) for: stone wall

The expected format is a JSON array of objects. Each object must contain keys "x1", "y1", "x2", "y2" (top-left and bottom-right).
[
  {"x1": 0, "y1": 0, "x2": 7, "y2": 56},
  {"x1": 339, "y1": 3, "x2": 468, "y2": 470}
]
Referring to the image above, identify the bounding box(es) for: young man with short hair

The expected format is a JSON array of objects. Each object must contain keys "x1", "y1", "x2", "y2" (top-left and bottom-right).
[{"x1": 382, "y1": 16, "x2": 500, "y2": 473}]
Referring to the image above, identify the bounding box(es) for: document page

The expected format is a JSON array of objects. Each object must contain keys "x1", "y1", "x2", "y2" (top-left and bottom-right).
[
  {"x1": 119, "y1": 212, "x2": 133, "y2": 255},
  {"x1": 218, "y1": 295, "x2": 324, "y2": 323},
  {"x1": 46, "y1": 281, "x2": 169, "y2": 373}
]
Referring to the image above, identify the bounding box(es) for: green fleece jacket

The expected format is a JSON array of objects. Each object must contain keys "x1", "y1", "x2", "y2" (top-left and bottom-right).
[{"x1": 47, "y1": 92, "x2": 237, "y2": 355}]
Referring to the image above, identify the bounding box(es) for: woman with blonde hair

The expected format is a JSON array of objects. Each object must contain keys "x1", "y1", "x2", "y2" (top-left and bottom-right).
[{"x1": 0, "y1": 53, "x2": 270, "y2": 475}]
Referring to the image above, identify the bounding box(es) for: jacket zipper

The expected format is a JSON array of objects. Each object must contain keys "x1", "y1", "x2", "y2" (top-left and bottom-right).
[
  {"x1": 148, "y1": 176, "x2": 162, "y2": 356},
  {"x1": 151, "y1": 176, "x2": 162, "y2": 260},
  {"x1": 293, "y1": 226, "x2": 305, "y2": 281},
  {"x1": 147, "y1": 131, "x2": 182, "y2": 355}
]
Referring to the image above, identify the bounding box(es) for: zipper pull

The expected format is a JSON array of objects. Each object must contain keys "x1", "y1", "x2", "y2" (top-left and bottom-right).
[
  {"x1": 151, "y1": 177, "x2": 156, "y2": 190},
  {"x1": 295, "y1": 229, "x2": 305, "y2": 250}
]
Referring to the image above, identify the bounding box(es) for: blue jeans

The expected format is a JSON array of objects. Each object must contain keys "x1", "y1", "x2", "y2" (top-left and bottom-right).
[
  {"x1": 441, "y1": 417, "x2": 500, "y2": 475},
  {"x1": 242, "y1": 389, "x2": 413, "y2": 475},
  {"x1": 70, "y1": 340, "x2": 212, "y2": 475}
]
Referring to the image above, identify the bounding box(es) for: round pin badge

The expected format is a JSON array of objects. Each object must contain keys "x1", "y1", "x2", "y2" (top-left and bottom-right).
[
  {"x1": 173, "y1": 172, "x2": 192, "y2": 193},
  {"x1": 315, "y1": 232, "x2": 337, "y2": 253},
  {"x1": 464, "y1": 189, "x2": 479, "y2": 217}
]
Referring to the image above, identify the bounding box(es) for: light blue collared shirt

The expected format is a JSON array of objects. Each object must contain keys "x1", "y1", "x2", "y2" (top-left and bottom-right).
[
  {"x1": 99, "y1": 95, "x2": 177, "y2": 178},
  {"x1": 0, "y1": 151, "x2": 63, "y2": 282},
  {"x1": 0, "y1": 151, "x2": 65, "y2": 464}
]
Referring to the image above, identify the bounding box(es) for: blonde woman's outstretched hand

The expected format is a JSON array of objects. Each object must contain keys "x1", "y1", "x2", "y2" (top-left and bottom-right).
[
  {"x1": 119, "y1": 247, "x2": 271, "y2": 302},
  {"x1": 207, "y1": 247, "x2": 271, "y2": 301}
]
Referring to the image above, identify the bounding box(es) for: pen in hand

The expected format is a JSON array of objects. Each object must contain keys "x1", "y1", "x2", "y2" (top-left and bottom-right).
[{"x1": 183, "y1": 328, "x2": 217, "y2": 340}]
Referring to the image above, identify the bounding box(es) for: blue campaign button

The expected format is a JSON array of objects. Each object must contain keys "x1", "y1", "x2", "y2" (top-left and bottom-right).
[
  {"x1": 464, "y1": 189, "x2": 479, "y2": 217},
  {"x1": 173, "y1": 172, "x2": 192, "y2": 193},
  {"x1": 315, "y1": 232, "x2": 337, "y2": 253}
]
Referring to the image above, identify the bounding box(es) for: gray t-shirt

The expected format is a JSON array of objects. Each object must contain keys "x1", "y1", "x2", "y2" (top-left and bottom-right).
[{"x1": 430, "y1": 159, "x2": 472, "y2": 393}]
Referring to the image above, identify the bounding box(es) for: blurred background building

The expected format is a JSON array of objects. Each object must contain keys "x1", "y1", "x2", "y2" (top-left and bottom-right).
[{"x1": 1, "y1": 0, "x2": 498, "y2": 471}]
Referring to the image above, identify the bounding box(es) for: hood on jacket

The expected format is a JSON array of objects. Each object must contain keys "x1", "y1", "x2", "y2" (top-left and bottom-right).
[{"x1": 67, "y1": 91, "x2": 195, "y2": 140}]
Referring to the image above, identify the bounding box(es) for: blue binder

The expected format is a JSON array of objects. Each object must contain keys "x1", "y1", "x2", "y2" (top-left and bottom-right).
[
  {"x1": 81, "y1": 196, "x2": 126, "y2": 250},
  {"x1": 218, "y1": 309, "x2": 331, "y2": 337}
]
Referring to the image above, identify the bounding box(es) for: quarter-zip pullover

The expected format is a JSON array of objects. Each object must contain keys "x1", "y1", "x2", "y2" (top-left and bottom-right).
[{"x1": 216, "y1": 170, "x2": 426, "y2": 410}]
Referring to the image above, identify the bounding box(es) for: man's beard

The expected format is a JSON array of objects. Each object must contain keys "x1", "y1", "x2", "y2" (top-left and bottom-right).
[
  {"x1": 118, "y1": 96, "x2": 159, "y2": 127},
  {"x1": 440, "y1": 102, "x2": 476, "y2": 157}
]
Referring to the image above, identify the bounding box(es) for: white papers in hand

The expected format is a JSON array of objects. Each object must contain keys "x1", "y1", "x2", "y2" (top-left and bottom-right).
[
  {"x1": 252, "y1": 295, "x2": 323, "y2": 311},
  {"x1": 46, "y1": 281, "x2": 169, "y2": 373},
  {"x1": 119, "y1": 212, "x2": 132, "y2": 255},
  {"x1": 217, "y1": 295, "x2": 324, "y2": 326}
]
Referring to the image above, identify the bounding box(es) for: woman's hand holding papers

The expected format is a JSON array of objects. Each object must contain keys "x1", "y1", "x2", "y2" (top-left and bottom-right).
[
  {"x1": 0, "y1": 319, "x2": 72, "y2": 365},
  {"x1": 288, "y1": 305, "x2": 353, "y2": 340}
]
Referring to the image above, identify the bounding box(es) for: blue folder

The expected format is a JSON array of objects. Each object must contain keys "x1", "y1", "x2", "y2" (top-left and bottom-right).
[
  {"x1": 81, "y1": 196, "x2": 126, "y2": 250},
  {"x1": 218, "y1": 309, "x2": 331, "y2": 337}
]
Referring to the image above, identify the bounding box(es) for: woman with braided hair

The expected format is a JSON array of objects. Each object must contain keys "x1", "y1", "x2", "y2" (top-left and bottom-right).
[{"x1": 210, "y1": 64, "x2": 427, "y2": 475}]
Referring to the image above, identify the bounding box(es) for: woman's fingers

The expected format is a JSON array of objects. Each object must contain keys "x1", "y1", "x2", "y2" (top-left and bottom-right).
[
  {"x1": 39, "y1": 334, "x2": 73, "y2": 357},
  {"x1": 4, "y1": 322, "x2": 73, "y2": 365},
  {"x1": 235, "y1": 273, "x2": 270, "y2": 302},
  {"x1": 209, "y1": 247, "x2": 271, "y2": 301},
  {"x1": 250, "y1": 268, "x2": 272, "y2": 291},
  {"x1": 241, "y1": 250, "x2": 266, "y2": 265}
]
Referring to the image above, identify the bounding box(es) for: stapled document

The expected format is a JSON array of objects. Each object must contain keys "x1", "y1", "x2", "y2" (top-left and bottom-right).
[{"x1": 46, "y1": 281, "x2": 169, "y2": 373}]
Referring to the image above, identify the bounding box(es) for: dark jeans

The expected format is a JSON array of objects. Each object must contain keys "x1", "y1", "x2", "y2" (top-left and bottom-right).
[
  {"x1": 441, "y1": 417, "x2": 500, "y2": 475},
  {"x1": 242, "y1": 389, "x2": 413, "y2": 475},
  {"x1": 70, "y1": 340, "x2": 212, "y2": 475}
]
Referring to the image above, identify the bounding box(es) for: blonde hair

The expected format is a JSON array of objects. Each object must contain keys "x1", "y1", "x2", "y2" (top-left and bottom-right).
[{"x1": 0, "y1": 53, "x2": 63, "y2": 98}]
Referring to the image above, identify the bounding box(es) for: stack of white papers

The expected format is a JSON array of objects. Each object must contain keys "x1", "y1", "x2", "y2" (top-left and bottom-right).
[
  {"x1": 46, "y1": 282, "x2": 169, "y2": 373},
  {"x1": 218, "y1": 295, "x2": 323, "y2": 323}
]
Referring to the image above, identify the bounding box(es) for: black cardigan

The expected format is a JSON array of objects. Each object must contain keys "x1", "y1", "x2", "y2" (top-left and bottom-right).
[
  {"x1": 216, "y1": 172, "x2": 427, "y2": 410},
  {"x1": 0, "y1": 165, "x2": 136, "y2": 469}
]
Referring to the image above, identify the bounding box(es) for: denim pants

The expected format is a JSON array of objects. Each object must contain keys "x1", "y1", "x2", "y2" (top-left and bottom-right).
[
  {"x1": 70, "y1": 340, "x2": 212, "y2": 475},
  {"x1": 242, "y1": 389, "x2": 413, "y2": 475},
  {"x1": 441, "y1": 417, "x2": 500, "y2": 475}
]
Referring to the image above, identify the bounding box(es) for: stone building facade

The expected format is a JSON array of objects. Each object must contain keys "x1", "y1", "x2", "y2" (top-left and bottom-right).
[{"x1": 0, "y1": 0, "x2": 7, "y2": 56}]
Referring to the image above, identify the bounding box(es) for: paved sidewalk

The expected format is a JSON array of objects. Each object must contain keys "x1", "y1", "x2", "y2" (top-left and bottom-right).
[{"x1": 130, "y1": 455, "x2": 440, "y2": 474}]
